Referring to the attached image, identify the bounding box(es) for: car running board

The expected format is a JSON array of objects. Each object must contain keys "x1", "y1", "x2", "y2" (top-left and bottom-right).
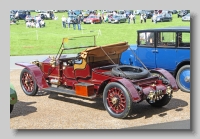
[{"x1": 43, "y1": 87, "x2": 96, "y2": 99}]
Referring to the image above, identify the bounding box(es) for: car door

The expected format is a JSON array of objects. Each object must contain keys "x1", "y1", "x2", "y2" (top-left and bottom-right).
[
  {"x1": 136, "y1": 32, "x2": 157, "y2": 69},
  {"x1": 155, "y1": 31, "x2": 177, "y2": 72}
]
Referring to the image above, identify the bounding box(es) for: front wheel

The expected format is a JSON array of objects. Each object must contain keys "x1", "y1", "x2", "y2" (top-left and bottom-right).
[
  {"x1": 103, "y1": 82, "x2": 132, "y2": 119},
  {"x1": 20, "y1": 68, "x2": 38, "y2": 96},
  {"x1": 176, "y1": 65, "x2": 190, "y2": 92}
]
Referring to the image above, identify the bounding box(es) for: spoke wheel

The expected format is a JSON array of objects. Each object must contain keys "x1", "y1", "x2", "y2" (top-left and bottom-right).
[
  {"x1": 107, "y1": 87, "x2": 126, "y2": 114},
  {"x1": 20, "y1": 68, "x2": 38, "y2": 96},
  {"x1": 103, "y1": 82, "x2": 132, "y2": 119}
]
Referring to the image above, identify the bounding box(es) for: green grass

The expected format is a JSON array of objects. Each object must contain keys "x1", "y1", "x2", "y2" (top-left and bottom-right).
[{"x1": 10, "y1": 12, "x2": 190, "y2": 56}]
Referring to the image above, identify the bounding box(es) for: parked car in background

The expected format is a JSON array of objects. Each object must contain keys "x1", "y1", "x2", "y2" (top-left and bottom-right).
[
  {"x1": 52, "y1": 10, "x2": 66, "y2": 12},
  {"x1": 143, "y1": 10, "x2": 154, "y2": 19},
  {"x1": 121, "y1": 26, "x2": 190, "y2": 92},
  {"x1": 83, "y1": 14, "x2": 101, "y2": 24},
  {"x1": 125, "y1": 10, "x2": 133, "y2": 18},
  {"x1": 38, "y1": 11, "x2": 51, "y2": 19},
  {"x1": 72, "y1": 10, "x2": 82, "y2": 16},
  {"x1": 118, "y1": 10, "x2": 125, "y2": 15},
  {"x1": 10, "y1": 11, "x2": 18, "y2": 24},
  {"x1": 153, "y1": 13, "x2": 172, "y2": 22},
  {"x1": 15, "y1": 10, "x2": 30, "y2": 20},
  {"x1": 108, "y1": 15, "x2": 126, "y2": 23},
  {"x1": 162, "y1": 10, "x2": 172, "y2": 14},
  {"x1": 82, "y1": 11, "x2": 90, "y2": 18},
  {"x1": 169, "y1": 10, "x2": 178, "y2": 14},
  {"x1": 161, "y1": 10, "x2": 177, "y2": 14},
  {"x1": 182, "y1": 13, "x2": 190, "y2": 21},
  {"x1": 10, "y1": 83, "x2": 18, "y2": 113},
  {"x1": 134, "y1": 10, "x2": 143, "y2": 15},
  {"x1": 35, "y1": 10, "x2": 41, "y2": 12},
  {"x1": 177, "y1": 10, "x2": 189, "y2": 18}
]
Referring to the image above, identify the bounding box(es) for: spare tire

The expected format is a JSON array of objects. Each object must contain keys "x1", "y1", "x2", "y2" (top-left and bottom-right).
[{"x1": 112, "y1": 65, "x2": 149, "y2": 80}]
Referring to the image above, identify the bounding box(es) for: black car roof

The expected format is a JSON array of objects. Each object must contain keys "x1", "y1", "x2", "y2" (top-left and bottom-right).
[{"x1": 137, "y1": 26, "x2": 190, "y2": 32}]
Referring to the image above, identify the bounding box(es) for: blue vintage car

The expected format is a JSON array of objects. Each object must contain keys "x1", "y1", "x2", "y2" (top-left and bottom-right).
[{"x1": 121, "y1": 26, "x2": 190, "y2": 92}]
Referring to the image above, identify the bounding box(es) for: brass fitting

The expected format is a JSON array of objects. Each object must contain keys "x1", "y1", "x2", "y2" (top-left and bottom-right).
[
  {"x1": 30, "y1": 60, "x2": 40, "y2": 67},
  {"x1": 166, "y1": 86, "x2": 173, "y2": 98},
  {"x1": 147, "y1": 90, "x2": 156, "y2": 103},
  {"x1": 50, "y1": 56, "x2": 56, "y2": 67}
]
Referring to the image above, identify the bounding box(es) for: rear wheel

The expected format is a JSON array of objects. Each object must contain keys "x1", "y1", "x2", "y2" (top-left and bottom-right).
[
  {"x1": 103, "y1": 82, "x2": 132, "y2": 119},
  {"x1": 176, "y1": 65, "x2": 190, "y2": 92},
  {"x1": 20, "y1": 68, "x2": 38, "y2": 96}
]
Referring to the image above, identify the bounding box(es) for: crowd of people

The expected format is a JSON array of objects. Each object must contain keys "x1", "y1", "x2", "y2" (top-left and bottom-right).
[
  {"x1": 61, "y1": 15, "x2": 82, "y2": 30},
  {"x1": 25, "y1": 14, "x2": 46, "y2": 28}
]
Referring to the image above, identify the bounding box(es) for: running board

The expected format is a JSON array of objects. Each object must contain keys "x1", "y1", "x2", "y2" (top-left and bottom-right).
[{"x1": 42, "y1": 87, "x2": 96, "y2": 99}]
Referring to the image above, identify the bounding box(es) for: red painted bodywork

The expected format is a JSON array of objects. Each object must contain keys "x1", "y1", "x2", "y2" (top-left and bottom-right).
[
  {"x1": 151, "y1": 68, "x2": 179, "y2": 91},
  {"x1": 15, "y1": 58, "x2": 178, "y2": 102}
]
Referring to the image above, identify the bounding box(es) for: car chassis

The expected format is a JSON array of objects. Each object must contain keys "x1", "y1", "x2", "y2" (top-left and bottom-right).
[{"x1": 15, "y1": 35, "x2": 178, "y2": 119}]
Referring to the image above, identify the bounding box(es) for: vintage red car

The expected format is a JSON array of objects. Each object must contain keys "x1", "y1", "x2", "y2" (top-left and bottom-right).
[
  {"x1": 83, "y1": 14, "x2": 101, "y2": 24},
  {"x1": 15, "y1": 35, "x2": 178, "y2": 119}
]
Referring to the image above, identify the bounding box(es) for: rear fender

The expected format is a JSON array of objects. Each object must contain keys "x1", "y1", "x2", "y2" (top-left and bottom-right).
[
  {"x1": 116, "y1": 78, "x2": 142, "y2": 102},
  {"x1": 99, "y1": 78, "x2": 141, "y2": 103},
  {"x1": 150, "y1": 68, "x2": 179, "y2": 91},
  {"x1": 15, "y1": 62, "x2": 49, "y2": 89}
]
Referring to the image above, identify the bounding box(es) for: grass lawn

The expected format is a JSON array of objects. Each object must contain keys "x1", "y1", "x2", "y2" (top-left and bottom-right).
[{"x1": 10, "y1": 12, "x2": 190, "y2": 56}]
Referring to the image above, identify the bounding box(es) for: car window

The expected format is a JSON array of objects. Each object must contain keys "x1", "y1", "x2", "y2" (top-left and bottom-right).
[
  {"x1": 157, "y1": 32, "x2": 176, "y2": 47},
  {"x1": 138, "y1": 32, "x2": 154, "y2": 47},
  {"x1": 178, "y1": 32, "x2": 190, "y2": 48}
]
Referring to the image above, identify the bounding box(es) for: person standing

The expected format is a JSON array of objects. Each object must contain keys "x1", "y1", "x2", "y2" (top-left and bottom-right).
[
  {"x1": 77, "y1": 16, "x2": 81, "y2": 30},
  {"x1": 35, "y1": 14, "x2": 41, "y2": 27},
  {"x1": 67, "y1": 16, "x2": 71, "y2": 28},
  {"x1": 132, "y1": 13, "x2": 136, "y2": 24},
  {"x1": 152, "y1": 13, "x2": 157, "y2": 24},
  {"x1": 61, "y1": 15, "x2": 66, "y2": 28},
  {"x1": 143, "y1": 14, "x2": 147, "y2": 23},
  {"x1": 72, "y1": 17, "x2": 77, "y2": 30},
  {"x1": 128, "y1": 15, "x2": 130, "y2": 24},
  {"x1": 140, "y1": 14, "x2": 144, "y2": 23},
  {"x1": 130, "y1": 13, "x2": 135, "y2": 24}
]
